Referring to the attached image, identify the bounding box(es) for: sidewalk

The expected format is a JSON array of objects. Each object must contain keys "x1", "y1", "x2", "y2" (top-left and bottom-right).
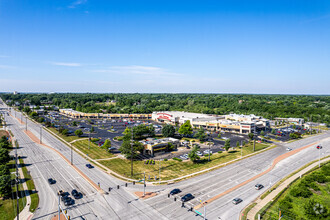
[
  {"x1": 14, "y1": 162, "x2": 34, "y2": 220},
  {"x1": 246, "y1": 157, "x2": 330, "y2": 220}
]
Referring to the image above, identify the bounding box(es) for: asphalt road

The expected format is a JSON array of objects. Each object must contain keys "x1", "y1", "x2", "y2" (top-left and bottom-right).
[
  {"x1": 1, "y1": 105, "x2": 167, "y2": 220},
  {"x1": 142, "y1": 132, "x2": 330, "y2": 220},
  {"x1": 2, "y1": 102, "x2": 329, "y2": 220}
]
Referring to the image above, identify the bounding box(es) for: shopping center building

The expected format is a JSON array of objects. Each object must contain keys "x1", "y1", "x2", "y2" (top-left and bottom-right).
[
  {"x1": 152, "y1": 111, "x2": 270, "y2": 134},
  {"x1": 59, "y1": 109, "x2": 151, "y2": 120}
]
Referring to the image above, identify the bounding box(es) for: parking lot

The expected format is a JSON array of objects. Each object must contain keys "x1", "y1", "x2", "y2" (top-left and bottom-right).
[{"x1": 42, "y1": 112, "x2": 163, "y2": 149}]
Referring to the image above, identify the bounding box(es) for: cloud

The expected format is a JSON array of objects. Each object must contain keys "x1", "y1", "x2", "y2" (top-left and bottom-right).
[
  {"x1": 51, "y1": 62, "x2": 82, "y2": 67},
  {"x1": 0, "y1": 64, "x2": 15, "y2": 69},
  {"x1": 92, "y1": 65, "x2": 182, "y2": 77},
  {"x1": 68, "y1": 0, "x2": 87, "y2": 9}
]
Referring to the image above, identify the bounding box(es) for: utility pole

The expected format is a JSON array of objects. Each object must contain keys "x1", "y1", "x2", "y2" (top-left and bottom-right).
[
  {"x1": 310, "y1": 115, "x2": 312, "y2": 134},
  {"x1": 40, "y1": 126, "x2": 42, "y2": 144},
  {"x1": 241, "y1": 140, "x2": 243, "y2": 158},
  {"x1": 71, "y1": 144, "x2": 73, "y2": 165},
  {"x1": 143, "y1": 171, "x2": 146, "y2": 196},
  {"x1": 131, "y1": 129, "x2": 134, "y2": 177},
  {"x1": 208, "y1": 143, "x2": 211, "y2": 162},
  {"x1": 159, "y1": 158, "x2": 161, "y2": 184},
  {"x1": 88, "y1": 131, "x2": 90, "y2": 150},
  {"x1": 319, "y1": 147, "x2": 321, "y2": 168},
  {"x1": 253, "y1": 123, "x2": 256, "y2": 152},
  {"x1": 58, "y1": 193, "x2": 60, "y2": 220},
  {"x1": 15, "y1": 141, "x2": 19, "y2": 220}
]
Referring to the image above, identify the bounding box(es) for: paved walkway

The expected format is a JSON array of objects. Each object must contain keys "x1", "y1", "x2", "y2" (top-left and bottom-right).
[{"x1": 245, "y1": 157, "x2": 330, "y2": 220}]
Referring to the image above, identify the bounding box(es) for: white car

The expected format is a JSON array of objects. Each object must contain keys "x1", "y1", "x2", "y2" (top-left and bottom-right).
[
  {"x1": 203, "y1": 150, "x2": 213, "y2": 154},
  {"x1": 196, "y1": 151, "x2": 203, "y2": 156},
  {"x1": 286, "y1": 148, "x2": 292, "y2": 151}
]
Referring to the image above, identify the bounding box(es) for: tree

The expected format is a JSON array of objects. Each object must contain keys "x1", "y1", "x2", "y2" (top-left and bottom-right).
[
  {"x1": 30, "y1": 111, "x2": 38, "y2": 118},
  {"x1": 74, "y1": 129, "x2": 83, "y2": 137},
  {"x1": 242, "y1": 140, "x2": 246, "y2": 146},
  {"x1": 0, "y1": 164, "x2": 9, "y2": 176},
  {"x1": 132, "y1": 124, "x2": 155, "y2": 139},
  {"x1": 61, "y1": 129, "x2": 69, "y2": 136},
  {"x1": 90, "y1": 126, "x2": 95, "y2": 133},
  {"x1": 260, "y1": 131, "x2": 265, "y2": 136},
  {"x1": 271, "y1": 129, "x2": 276, "y2": 134},
  {"x1": 248, "y1": 133, "x2": 254, "y2": 140},
  {"x1": 194, "y1": 127, "x2": 206, "y2": 141},
  {"x1": 102, "y1": 139, "x2": 111, "y2": 150},
  {"x1": 162, "y1": 124, "x2": 175, "y2": 137},
  {"x1": 23, "y1": 106, "x2": 31, "y2": 113},
  {"x1": 72, "y1": 121, "x2": 77, "y2": 126},
  {"x1": 0, "y1": 174, "x2": 11, "y2": 197},
  {"x1": 0, "y1": 148, "x2": 10, "y2": 165},
  {"x1": 217, "y1": 133, "x2": 221, "y2": 138},
  {"x1": 119, "y1": 140, "x2": 143, "y2": 159},
  {"x1": 178, "y1": 120, "x2": 193, "y2": 136},
  {"x1": 236, "y1": 141, "x2": 240, "y2": 148},
  {"x1": 224, "y1": 139, "x2": 231, "y2": 151},
  {"x1": 293, "y1": 124, "x2": 296, "y2": 129},
  {"x1": 188, "y1": 146, "x2": 200, "y2": 163}
]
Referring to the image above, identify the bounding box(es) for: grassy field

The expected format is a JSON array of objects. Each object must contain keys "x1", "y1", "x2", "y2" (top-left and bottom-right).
[
  {"x1": 19, "y1": 159, "x2": 39, "y2": 212},
  {"x1": 73, "y1": 140, "x2": 114, "y2": 159},
  {"x1": 48, "y1": 127, "x2": 80, "y2": 142},
  {"x1": 0, "y1": 160, "x2": 26, "y2": 220},
  {"x1": 259, "y1": 162, "x2": 330, "y2": 220},
  {"x1": 100, "y1": 142, "x2": 270, "y2": 181}
]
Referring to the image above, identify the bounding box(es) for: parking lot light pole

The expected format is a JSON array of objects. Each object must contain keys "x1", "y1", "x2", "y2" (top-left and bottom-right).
[
  {"x1": 71, "y1": 144, "x2": 73, "y2": 165},
  {"x1": 131, "y1": 129, "x2": 134, "y2": 177},
  {"x1": 88, "y1": 131, "x2": 91, "y2": 150},
  {"x1": 143, "y1": 171, "x2": 146, "y2": 196},
  {"x1": 318, "y1": 146, "x2": 321, "y2": 168}
]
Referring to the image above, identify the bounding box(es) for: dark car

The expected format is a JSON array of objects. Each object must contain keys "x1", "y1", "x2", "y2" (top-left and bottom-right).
[
  {"x1": 181, "y1": 193, "x2": 194, "y2": 202},
  {"x1": 316, "y1": 145, "x2": 322, "y2": 149},
  {"x1": 255, "y1": 184, "x2": 264, "y2": 190},
  {"x1": 64, "y1": 198, "x2": 74, "y2": 206},
  {"x1": 48, "y1": 178, "x2": 56, "y2": 184},
  {"x1": 170, "y1": 189, "x2": 181, "y2": 195},
  {"x1": 86, "y1": 164, "x2": 94, "y2": 168},
  {"x1": 72, "y1": 189, "x2": 81, "y2": 199},
  {"x1": 232, "y1": 198, "x2": 243, "y2": 205},
  {"x1": 61, "y1": 195, "x2": 70, "y2": 201}
]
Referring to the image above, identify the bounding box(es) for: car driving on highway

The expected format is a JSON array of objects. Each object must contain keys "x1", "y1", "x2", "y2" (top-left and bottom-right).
[
  {"x1": 255, "y1": 184, "x2": 264, "y2": 190},
  {"x1": 48, "y1": 178, "x2": 56, "y2": 184},
  {"x1": 170, "y1": 188, "x2": 181, "y2": 195},
  {"x1": 181, "y1": 193, "x2": 194, "y2": 202},
  {"x1": 232, "y1": 198, "x2": 243, "y2": 205}
]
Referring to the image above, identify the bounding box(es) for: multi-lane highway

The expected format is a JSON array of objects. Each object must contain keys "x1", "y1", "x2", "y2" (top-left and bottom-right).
[
  {"x1": 1, "y1": 104, "x2": 166, "y2": 220},
  {"x1": 1, "y1": 101, "x2": 329, "y2": 220}
]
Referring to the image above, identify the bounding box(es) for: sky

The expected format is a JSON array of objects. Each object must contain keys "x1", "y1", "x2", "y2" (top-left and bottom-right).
[{"x1": 0, "y1": 0, "x2": 330, "y2": 94}]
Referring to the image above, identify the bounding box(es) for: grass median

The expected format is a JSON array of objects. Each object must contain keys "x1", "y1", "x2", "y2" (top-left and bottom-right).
[
  {"x1": 0, "y1": 160, "x2": 26, "y2": 220},
  {"x1": 100, "y1": 142, "x2": 270, "y2": 181},
  {"x1": 72, "y1": 139, "x2": 114, "y2": 160},
  {"x1": 19, "y1": 159, "x2": 39, "y2": 212},
  {"x1": 48, "y1": 127, "x2": 80, "y2": 142}
]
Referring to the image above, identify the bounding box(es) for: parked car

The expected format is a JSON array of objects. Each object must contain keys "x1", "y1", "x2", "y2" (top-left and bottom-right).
[
  {"x1": 232, "y1": 198, "x2": 243, "y2": 204},
  {"x1": 255, "y1": 184, "x2": 264, "y2": 190},
  {"x1": 86, "y1": 164, "x2": 94, "y2": 168},
  {"x1": 286, "y1": 148, "x2": 292, "y2": 151},
  {"x1": 170, "y1": 188, "x2": 181, "y2": 195},
  {"x1": 203, "y1": 150, "x2": 213, "y2": 154},
  {"x1": 181, "y1": 193, "x2": 194, "y2": 202},
  {"x1": 196, "y1": 151, "x2": 203, "y2": 156},
  {"x1": 48, "y1": 178, "x2": 56, "y2": 184}
]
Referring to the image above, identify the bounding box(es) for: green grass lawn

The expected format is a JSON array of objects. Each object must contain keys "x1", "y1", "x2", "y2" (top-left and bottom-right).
[
  {"x1": 48, "y1": 127, "x2": 80, "y2": 142},
  {"x1": 19, "y1": 159, "x2": 39, "y2": 212},
  {"x1": 0, "y1": 160, "x2": 26, "y2": 220},
  {"x1": 100, "y1": 143, "x2": 270, "y2": 180},
  {"x1": 73, "y1": 140, "x2": 114, "y2": 159},
  {"x1": 260, "y1": 162, "x2": 330, "y2": 220}
]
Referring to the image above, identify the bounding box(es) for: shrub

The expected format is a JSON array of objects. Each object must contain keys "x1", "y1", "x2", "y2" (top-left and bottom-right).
[
  {"x1": 309, "y1": 182, "x2": 320, "y2": 191},
  {"x1": 164, "y1": 158, "x2": 168, "y2": 161},
  {"x1": 173, "y1": 157, "x2": 182, "y2": 162},
  {"x1": 91, "y1": 138, "x2": 99, "y2": 142},
  {"x1": 279, "y1": 196, "x2": 293, "y2": 210},
  {"x1": 290, "y1": 186, "x2": 312, "y2": 198},
  {"x1": 218, "y1": 151, "x2": 222, "y2": 154}
]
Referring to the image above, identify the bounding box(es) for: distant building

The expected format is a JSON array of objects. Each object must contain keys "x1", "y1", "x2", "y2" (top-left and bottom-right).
[
  {"x1": 13, "y1": 91, "x2": 19, "y2": 95},
  {"x1": 275, "y1": 117, "x2": 304, "y2": 125}
]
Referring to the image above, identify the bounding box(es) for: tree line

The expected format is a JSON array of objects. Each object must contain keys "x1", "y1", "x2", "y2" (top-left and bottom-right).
[{"x1": 1, "y1": 93, "x2": 329, "y2": 125}]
